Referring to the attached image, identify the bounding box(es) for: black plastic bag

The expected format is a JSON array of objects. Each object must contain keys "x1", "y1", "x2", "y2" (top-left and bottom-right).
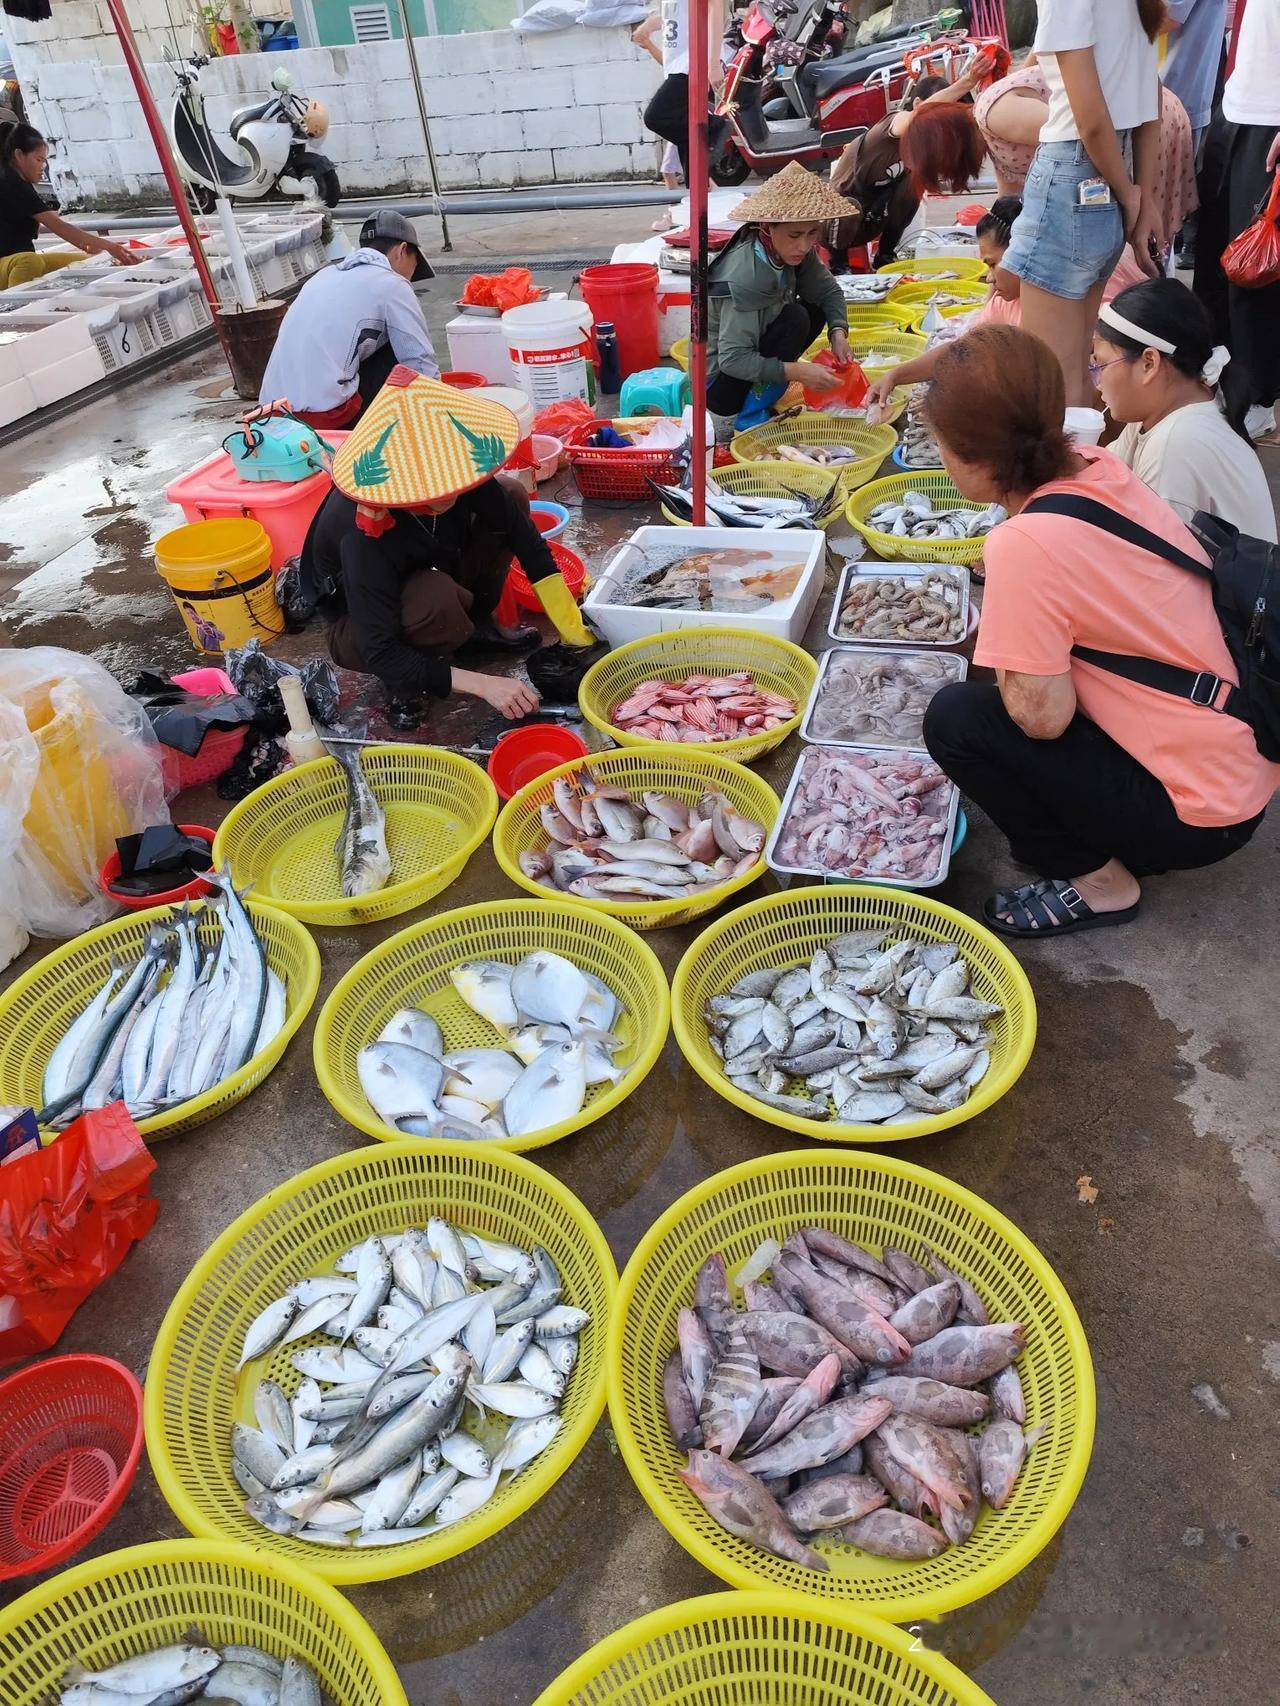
[
  {"x1": 108, "y1": 824, "x2": 214, "y2": 898},
  {"x1": 224, "y1": 639, "x2": 340, "y2": 733},
  {"x1": 275, "y1": 554, "x2": 319, "y2": 633}
]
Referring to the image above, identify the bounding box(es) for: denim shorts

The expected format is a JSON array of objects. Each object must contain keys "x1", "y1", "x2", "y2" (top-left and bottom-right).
[{"x1": 1001, "y1": 140, "x2": 1127, "y2": 299}]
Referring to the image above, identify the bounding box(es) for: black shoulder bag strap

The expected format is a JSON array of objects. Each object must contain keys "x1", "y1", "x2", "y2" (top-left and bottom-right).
[{"x1": 1021, "y1": 492, "x2": 1245, "y2": 717}]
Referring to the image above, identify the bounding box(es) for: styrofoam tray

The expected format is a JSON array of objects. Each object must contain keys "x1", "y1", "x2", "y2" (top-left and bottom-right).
[
  {"x1": 800, "y1": 644, "x2": 968, "y2": 749},
  {"x1": 766, "y1": 742, "x2": 960, "y2": 890},
  {"x1": 828, "y1": 561, "x2": 970, "y2": 649},
  {"x1": 582, "y1": 524, "x2": 826, "y2": 646}
]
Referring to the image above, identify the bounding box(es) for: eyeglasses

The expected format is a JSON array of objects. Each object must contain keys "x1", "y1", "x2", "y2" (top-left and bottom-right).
[{"x1": 1088, "y1": 356, "x2": 1126, "y2": 384}]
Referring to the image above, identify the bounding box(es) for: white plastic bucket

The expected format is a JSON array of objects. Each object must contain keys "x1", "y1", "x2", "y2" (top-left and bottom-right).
[
  {"x1": 477, "y1": 384, "x2": 540, "y2": 495},
  {"x1": 502, "y1": 300, "x2": 594, "y2": 408},
  {"x1": 1064, "y1": 407, "x2": 1105, "y2": 445}
]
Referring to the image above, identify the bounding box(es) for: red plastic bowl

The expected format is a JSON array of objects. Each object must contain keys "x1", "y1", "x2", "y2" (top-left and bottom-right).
[
  {"x1": 441, "y1": 371, "x2": 488, "y2": 389},
  {"x1": 487, "y1": 724, "x2": 590, "y2": 800},
  {"x1": 506, "y1": 541, "x2": 588, "y2": 614},
  {"x1": 99, "y1": 824, "x2": 217, "y2": 910},
  {"x1": 0, "y1": 1354, "x2": 144, "y2": 1581}
]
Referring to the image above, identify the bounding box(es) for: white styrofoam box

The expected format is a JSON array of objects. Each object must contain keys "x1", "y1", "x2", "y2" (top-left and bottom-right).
[
  {"x1": 28, "y1": 345, "x2": 107, "y2": 407},
  {"x1": 446, "y1": 313, "x2": 515, "y2": 385},
  {"x1": 582, "y1": 526, "x2": 826, "y2": 647},
  {"x1": 922, "y1": 189, "x2": 998, "y2": 227},
  {"x1": 0, "y1": 311, "x2": 94, "y2": 383},
  {"x1": 0, "y1": 375, "x2": 37, "y2": 428}
]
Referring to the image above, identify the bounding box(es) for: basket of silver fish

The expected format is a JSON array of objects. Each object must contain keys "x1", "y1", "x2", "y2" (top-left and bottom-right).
[
  {"x1": 830, "y1": 565, "x2": 971, "y2": 647},
  {"x1": 801, "y1": 648, "x2": 967, "y2": 749},
  {"x1": 845, "y1": 474, "x2": 1005, "y2": 564}
]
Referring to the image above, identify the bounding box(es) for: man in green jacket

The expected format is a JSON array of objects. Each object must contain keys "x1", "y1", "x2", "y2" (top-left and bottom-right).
[{"x1": 707, "y1": 162, "x2": 862, "y2": 438}]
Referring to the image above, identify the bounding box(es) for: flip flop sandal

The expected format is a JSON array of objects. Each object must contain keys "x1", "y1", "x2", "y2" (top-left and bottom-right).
[{"x1": 982, "y1": 878, "x2": 1140, "y2": 939}]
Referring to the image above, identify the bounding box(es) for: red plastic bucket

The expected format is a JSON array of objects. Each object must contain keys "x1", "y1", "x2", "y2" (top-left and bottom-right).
[
  {"x1": 578, "y1": 264, "x2": 659, "y2": 381},
  {"x1": 506, "y1": 541, "x2": 588, "y2": 613},
  {"x1": 441, "y1": 371, "x2": 487, "y2": 389}
]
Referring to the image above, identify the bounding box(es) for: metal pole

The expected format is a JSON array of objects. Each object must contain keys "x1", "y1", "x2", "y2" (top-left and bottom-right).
[
  {"x1": 688, "y1": 0, "x2": 710, "y2": 527},
  {"x1": 102, "y1": 0, "x2": 226, "y2": 332},
  {"x1": 392, "y1": 0, "x2": 453, "y2": 253}
]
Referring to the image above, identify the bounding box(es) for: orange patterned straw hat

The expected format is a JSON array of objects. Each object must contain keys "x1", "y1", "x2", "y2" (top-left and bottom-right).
[{"x1": 333, "y1": 366, "x2": 520, "y2": 535}]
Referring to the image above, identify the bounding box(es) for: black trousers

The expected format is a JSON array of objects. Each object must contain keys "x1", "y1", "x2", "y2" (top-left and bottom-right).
[
  {"x1": 923, "y1": 682, "x2": 1264, "y2": 880},
  {"x1": 706, "y1": 300, "x2": 826, "y2": 416},
  {"x1": 355, "y1": 341, "x2": 400, "y2": 417},
  {"x1": 1193, "y1": 112, "x2": 1280, "y2": 407},
  {"x1": 646, "y1": 73, "x2": 693, "y2": 187}
]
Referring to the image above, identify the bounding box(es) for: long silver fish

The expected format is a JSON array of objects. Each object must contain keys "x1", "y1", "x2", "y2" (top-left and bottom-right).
[{"x1": 323, "y1": 740, "x2": 392, "y2": 899}]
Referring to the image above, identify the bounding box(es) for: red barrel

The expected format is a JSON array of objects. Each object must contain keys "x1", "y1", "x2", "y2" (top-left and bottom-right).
[{"x1": 578, "y1": 263, "x2": 660, "y2": 380}]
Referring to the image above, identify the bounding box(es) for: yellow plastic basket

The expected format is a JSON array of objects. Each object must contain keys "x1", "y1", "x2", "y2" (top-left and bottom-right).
[
  {"x1": 878, "y1": 256, "x2": 988, "y2": 281},
  {"x1": 0, "y1": 899, "x2": 320, "y2": 1142},
  {"x1": 493, "y1": 745, "x2": 780, "y2": 931},
  {"x1": 313, "y1": 897, "x2": 670, "y2": 1151},
  {"x1": 846, "y1": 470, "x2": 997, "y2": 565},
  {"x1": 670, "y1": 336, "x2": 690, "y2": 371},
  {"x1": 145, "y1": 1141, "x2": 616, "y2": 1584},
  {"x1": 608, "y1": 1149, "x2": 1094, "y2": 1621},
  {"x1": 672, "y1": 886, "x2": 1035, "y2": 1145},
  {"x1": 901, "y1": 301, "x2": 988, "y2": 332},
  {"x1": 845, "y1": 329, "x2": 929, "y2": 378},
  {"x1": 0, "y1": 1540, "x2": 407, "y2": 1706},
  {"x1": 730, "y1": 414, "x2": 897, "y2": 496},
  {"x1": 660, "y1": 462, "x2": 845, "y2": 531},
  {"x1": 577, "y1": 627, "x2": 818, "y2": 763},
  {"x1": 533, "y1": 1591, "x2": 993, "y2": 1706},
  {"x1": 212, "y1": 745, "x2": 498, "y2": 927},
  {"x1": 890, "y1": 279, "x2": 990, "y2": 312},
  {"x1": 841, "y1": 300, "x2": 924, "y2": 332}
]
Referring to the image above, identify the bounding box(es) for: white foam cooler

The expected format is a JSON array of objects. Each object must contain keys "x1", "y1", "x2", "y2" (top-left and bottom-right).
[{"x1": 446, "y1": 311, "x2": 514, "y2": 384}]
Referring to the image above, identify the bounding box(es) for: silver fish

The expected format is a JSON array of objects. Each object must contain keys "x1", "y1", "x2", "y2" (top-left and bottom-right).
[
  {"x1": 378, "y1": 1007, "x2": 444, "y2": 1056},
  {"x1": 357, "y1": 1042, "x2": 445, "y2": 1130},
  {"x1": 503, "y1": 1041, "x2": 587, "y2": 1138},
  {"x1": 323, "y1": 741, "x2": 392, "y2": 898}
]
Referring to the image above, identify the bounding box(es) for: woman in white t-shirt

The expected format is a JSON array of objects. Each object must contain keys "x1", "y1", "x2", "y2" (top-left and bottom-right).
[
  {"x1": 1092, "y1": 277, "x2": 1276, "y2": 540},
  {"x1": 999, "y1": 0, "x2": 1165, "y2": 407},
  {"x1": 642, "y1": 0, "x2": 727, "y2": 189}
]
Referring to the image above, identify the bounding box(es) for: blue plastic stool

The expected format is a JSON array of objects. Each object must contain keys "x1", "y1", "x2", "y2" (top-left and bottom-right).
[{"x1": 619, "y1": 366, "x2": 691, "y2": 416}]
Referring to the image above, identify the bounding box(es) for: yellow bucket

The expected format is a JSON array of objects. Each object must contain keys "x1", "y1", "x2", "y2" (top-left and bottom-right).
[{"x1": 154, "y1": 518, "x2": 282, "y2": 654}]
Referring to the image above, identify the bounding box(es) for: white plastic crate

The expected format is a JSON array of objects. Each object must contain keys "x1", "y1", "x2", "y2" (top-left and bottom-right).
[
  {"x1": 0, "y1": 311, "x2": 95, "y2": 384},
  {"x1": 29, "y1": 346, "x2": 109, "y2": 408}
]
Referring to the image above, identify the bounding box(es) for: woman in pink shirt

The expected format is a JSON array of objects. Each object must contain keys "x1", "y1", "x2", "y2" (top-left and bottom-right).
[{"x1": 920, "y1": 324, "x2": 1275, "y2": 937}]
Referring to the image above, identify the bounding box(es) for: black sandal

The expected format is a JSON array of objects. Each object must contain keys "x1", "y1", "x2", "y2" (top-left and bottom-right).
[{"x1": 982, "y1": 878, "x2": 1140, "y2": 939}]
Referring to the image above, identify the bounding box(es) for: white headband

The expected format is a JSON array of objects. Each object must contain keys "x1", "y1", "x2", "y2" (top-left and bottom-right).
[{"x1": 1097, "y1": 303, "x2": 1176, "y2": 353}]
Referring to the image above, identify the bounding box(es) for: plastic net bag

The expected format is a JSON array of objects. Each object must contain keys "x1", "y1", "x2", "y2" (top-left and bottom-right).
[
  {"x1": 1221, "y1": 172, "x2": 1280, "y2": 289},
  {"x1": 0, "y1": 648, "x2": 169, "y2": 940}
]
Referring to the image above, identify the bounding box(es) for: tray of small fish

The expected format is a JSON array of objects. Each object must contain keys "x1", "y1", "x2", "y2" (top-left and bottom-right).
[
  {"x1": 845, "y1": 473, "x2": 1006, "y2": 565},
  {"x1": 830, "y1": 565, "x2": 970, "y2": 648},
  {"x1": 893, "y1": 408, "x2": 943, "y2": 471},
  {"x1": 0, "y1": 1539, "x2": 408, "y2": 1706},
  {"x1": 608, "y1": 1150, "x2": 1092, "y2": 1619},
  {"x1": 0, "y1": 887, "x2": 320, "y2": 1142},
  {"x1": 314, "y1": 899, "x2": 670, "y2": 1152},
  {"x1": 212, "y1": 745, "x2": 498, "y2": 927},
  {"x1": 145, "y1": 1142, "x2": 617, "y2": 1584},
  {"x1": 801, "y1": 647, "x2": 967, "y2": 749},
  {"x1": 730, "y1": 416, "x2": 897, "y2": 497},
  {"x1": 769, "y1": 747, "x2": 958, "y2": 890}
]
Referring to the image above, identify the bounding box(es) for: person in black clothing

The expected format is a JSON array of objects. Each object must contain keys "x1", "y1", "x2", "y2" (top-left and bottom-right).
[{"x1": 0, "y1": 121, "x2": 135, "y2": 283}]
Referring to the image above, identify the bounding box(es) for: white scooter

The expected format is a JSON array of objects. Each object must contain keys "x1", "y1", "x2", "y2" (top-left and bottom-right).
[{"x1": 168, "y1": 51, "x2": 341, "y2": 212}]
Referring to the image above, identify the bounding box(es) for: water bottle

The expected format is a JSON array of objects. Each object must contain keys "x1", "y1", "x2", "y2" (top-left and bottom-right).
[{"x1": 596, "y1": 321, "x2": 622, "y2": 397}]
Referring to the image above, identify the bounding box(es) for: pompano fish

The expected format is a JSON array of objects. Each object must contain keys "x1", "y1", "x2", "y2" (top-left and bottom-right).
[
  {"x1": 323, "y1": 741, "x2": 392, "y2": 898},
  {"x1": 503, "y1": 1041, "x2": 587, "y2": 1137},
  {"x1": 680, "y1": 1450, "x2": 827, "y2": 1570},
  {"x1": 357, "y1": 1042, "x2": 445, "y2": 1130},
  {"x1": 450, "y1": 961, "x2": 519, "y2": 1034},
  {"x1": 511, "y1": 950, "x2": 592, "y2": 1029},
  {"x1": 378, "y1": 1007, "x2": 444, "y2": 1057},
  {"x1": 442, "y1": 1048, "x2": 522, "y2": 1110}
]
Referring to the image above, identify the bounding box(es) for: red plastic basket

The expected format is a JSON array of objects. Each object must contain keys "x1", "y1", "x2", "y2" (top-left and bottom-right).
[
  {"x1": 161, "y1": 667, "x2": 248, "y2": 794},
  {"x1": 0, "y1": 1355, "x2": 144, "y2": 1581},
  {"x1": 506, "y1": 541, "x2": 589, "y2": 613},
  {"x1": 564, "y1": 419, "x2": 684, "y2": 503}
]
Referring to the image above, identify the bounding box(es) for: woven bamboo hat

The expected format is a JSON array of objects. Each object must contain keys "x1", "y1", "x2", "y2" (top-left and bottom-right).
[
  {"x1": 731, "y1": 161, "x2": 861, "y2": 225},
  {"x1": 333, "y1": 366, "x2": 520, "y2": 534}
]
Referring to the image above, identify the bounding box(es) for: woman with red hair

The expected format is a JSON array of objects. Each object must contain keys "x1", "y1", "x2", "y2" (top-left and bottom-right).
[{"x1": 828, "y1": 56, "x2": 993, "y2": 268}]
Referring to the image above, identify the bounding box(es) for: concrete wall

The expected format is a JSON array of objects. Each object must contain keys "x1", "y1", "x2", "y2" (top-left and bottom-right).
[{"x1": 10, "y1": 25, "x2": 663, "y2": 207}]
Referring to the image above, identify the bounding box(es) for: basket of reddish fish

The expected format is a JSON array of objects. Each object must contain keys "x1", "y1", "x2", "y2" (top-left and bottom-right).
[
  {"x1": 577, "y1": 627, "x2": 817, "y2": 764},
  {"x1": 608, "y1": 1148, "x2": 1093, "y2": 1623},
  {"x1": 671, "y1": 886, "x2": 1036, "y2": 1145}
]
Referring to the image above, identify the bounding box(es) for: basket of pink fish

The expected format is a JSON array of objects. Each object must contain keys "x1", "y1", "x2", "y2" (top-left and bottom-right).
[{"x1": 577, "y1": 627, "x2": 817, "y2": 764}]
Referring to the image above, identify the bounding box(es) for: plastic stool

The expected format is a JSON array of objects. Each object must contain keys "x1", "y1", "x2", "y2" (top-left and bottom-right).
[{"x1": 619, "y1": 366, "x2": 691, "y2": 417}]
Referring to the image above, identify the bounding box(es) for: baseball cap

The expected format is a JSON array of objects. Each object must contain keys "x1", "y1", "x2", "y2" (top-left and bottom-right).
[{"x1": 359, "y1": 209, "x2": 434, "y2": 283}]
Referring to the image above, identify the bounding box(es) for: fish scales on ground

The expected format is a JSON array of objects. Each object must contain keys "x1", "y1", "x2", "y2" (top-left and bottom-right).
[
  {"x1": 36, "y1": 873, "x2": 287, "y2": 1131},
  {"x1": 54, "y1": 1638, "x2": 326, "y2": 1706},
  {"x1": 321, "y1": 737, "x2": 393, "y2": 900},
  {"x1": 835, "y1": 569, "x2": 968, "y2": 644},
  {"x1": 665, "y1": 1237, "x2": 1035, "y2": 1570},
  {"x1": 706, "y1": 928, "x2": 999, "y2": 1124},
  {"x1": 807, "y1": 649, "x2": 965, "y2": 748},
  {"x1": 231, "y1": 1214, "x2": 576, "y2": 1548},
  {"x1": 516, "y1": 768, "x2": 767, "y2": 906},
  {"x1": 773, "y1": 748, "x2": 956, "y2": 884},
  {"x1": 610, "y1": 671, "x2": 797, "y2": 745},
  {"x1": 354, "y1": 949, "x2": 626, "y2": 1142}
]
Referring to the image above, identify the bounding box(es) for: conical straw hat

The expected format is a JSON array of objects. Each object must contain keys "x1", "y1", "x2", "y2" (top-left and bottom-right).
[{"x1": 731, "y1": 161, "x2": 861, "y2": 225}]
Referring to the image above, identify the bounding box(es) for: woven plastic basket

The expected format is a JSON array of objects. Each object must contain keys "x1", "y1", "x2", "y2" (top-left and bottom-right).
[
  {"x1": 844, "y1": 329, "x2": 929, "y2": 378},
  {"x1": 493, "y1": 745, "x2": 780, "y2": 931},
  {"x1": 659, "y1": 462, "x2": 845, "y2": 531},
  {"x1": 0, "y1": 1540, "x2": 407, "y2": 1706},
  {"x1": 846, "y1": 471, "x2": 997, "y2": 565},
  {"x1": 577, "y1": 627, "x2": 817, "y2": 762},
  {"x1": 890, "y1": 279, "x2": 990, "y2": 313},
  {"x1": 878, "y1": 257, "x2": 987, "y2": 281},
  {"x1": 0, "y1": 898, "x2": 320, "y2": 1141},
  {"x1": 672, "y1": 886, "x2": 1035, "y2": 1144},
  {"x1": 565, "y1": 417, "x2": 685, "y2": 503},
  {"x1": 608, "y1": 1150, "x2": 1094, "y2": 1621},
  {"x1": 145, "y1": 1141, "x2": 616, "y2": 1584},
  {"x1": 212, "y1": 746, "x2": 498, "y2": 927},
  {"x1": 533, "y1": 1591, "x2": 993, "y2": 1706},
  {"x1": 313, "y1": 898, "x2": 670, "y2": 1151},
  {"x1": 730, "y1": 414, "x2": 897, "y2": 496},
  {"x1": 840, "y1": 300, "x2": 924, "y2": 332}
]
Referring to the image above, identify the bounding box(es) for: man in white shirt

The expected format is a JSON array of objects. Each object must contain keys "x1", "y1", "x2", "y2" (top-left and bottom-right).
[{"x1": 259, "y1": 209, "x2": 440, "y2": 429}]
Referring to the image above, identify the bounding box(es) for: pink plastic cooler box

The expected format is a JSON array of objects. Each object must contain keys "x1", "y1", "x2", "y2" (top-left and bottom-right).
[{"x1": 164, "y1": 431, "x2": 349, "y2": 569}]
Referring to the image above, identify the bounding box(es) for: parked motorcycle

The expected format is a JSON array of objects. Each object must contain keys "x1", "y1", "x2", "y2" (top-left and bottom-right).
[{"x1": 168, "y1": 51, "x2": 341, "y2": 213}]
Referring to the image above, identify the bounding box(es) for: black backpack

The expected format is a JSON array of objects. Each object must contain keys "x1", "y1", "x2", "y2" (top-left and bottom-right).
[{"x1": 1021, "y1": 493, "x2": 1280, "y2": 763}]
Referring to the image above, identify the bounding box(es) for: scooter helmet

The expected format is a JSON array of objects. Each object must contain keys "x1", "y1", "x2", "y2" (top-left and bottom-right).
[{"x1": 302, "y1": 99, "x2": 330, "y2": 139}]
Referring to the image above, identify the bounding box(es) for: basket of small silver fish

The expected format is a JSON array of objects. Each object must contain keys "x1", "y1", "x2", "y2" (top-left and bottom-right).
[
  {"x1": 830, "y1": 566, "x2": 971, "y2": 647},
  {"x1": 845, "y1": 473, "x2": 1005, "y2": 564},
  {"x1": 145, "y1": 1142, "x2": 616, "y2": 1583},
  {"x1": 0, "y1": 878, "x2": 320, "y2": 1141},
  {"x1": 802, "y1": 648, "x2": 967, "y2": 749}
]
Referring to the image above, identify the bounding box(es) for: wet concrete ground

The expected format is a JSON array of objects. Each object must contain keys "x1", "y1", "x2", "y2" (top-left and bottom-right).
[{"x1": 1, "y1": 220, "x2": 1279, "y2": 1705}]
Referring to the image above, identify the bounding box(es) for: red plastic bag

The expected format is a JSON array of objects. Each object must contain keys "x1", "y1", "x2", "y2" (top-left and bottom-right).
[
  {"x1": 802, "y1": 351, "x2": 869, "y2": 412},
  {"x1": 460, "y1": 268, "x2": 539, "y2": 311},
  {"x1": 0, "y1": 1104, "x2": 158, "y2": 1366},
  {"x1": 532, "y1": 398, "x2": 596, "y2": 439},
  {"x1": 1222, "y1": 172, "x2": 1280, "y2": 289}
]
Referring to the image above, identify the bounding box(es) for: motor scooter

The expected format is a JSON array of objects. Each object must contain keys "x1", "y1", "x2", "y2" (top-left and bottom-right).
[{"x1": 168, "y1": 51, "x2": 341, "y2": 213}]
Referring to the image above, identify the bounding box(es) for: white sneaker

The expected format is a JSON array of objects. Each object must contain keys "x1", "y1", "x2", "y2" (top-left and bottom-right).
[{"x1": 1245, "y1": 402, "x2": 1276, "y2": 441}]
